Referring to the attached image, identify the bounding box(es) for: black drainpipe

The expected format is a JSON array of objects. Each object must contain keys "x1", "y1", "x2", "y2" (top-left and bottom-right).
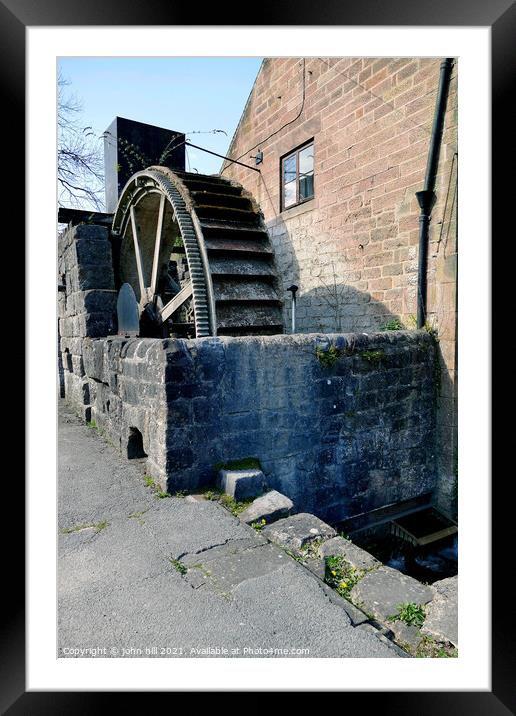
[{"x1": 416, "y1": 58, "x2": 454, "y2": 329}]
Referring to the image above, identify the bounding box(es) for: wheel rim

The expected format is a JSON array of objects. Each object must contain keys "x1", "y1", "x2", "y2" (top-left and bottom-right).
[{"x1": 112, "y1": 168, "x2": 213, "y2": 337}]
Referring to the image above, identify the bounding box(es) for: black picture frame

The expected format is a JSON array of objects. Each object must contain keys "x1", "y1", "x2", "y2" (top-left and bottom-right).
[{"x1": 5, "y1": 0, "x2": 511, "y2": 710}]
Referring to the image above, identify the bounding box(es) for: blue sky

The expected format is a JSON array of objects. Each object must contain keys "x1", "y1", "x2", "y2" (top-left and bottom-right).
[{"x1": 58, "y1": 57, "x2": 263, "y2": 175}]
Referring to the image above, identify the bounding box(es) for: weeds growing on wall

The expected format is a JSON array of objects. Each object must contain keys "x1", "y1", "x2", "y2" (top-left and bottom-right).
[
  {"x1": 381, "y1": 319, "x2": 403, "y2": 331},
  {"x1": 316, "y1": 345, "x2": 342, "y2": 368},
  {"x1": 360, "y1": 350, "x2": 386, "y2": 365}
]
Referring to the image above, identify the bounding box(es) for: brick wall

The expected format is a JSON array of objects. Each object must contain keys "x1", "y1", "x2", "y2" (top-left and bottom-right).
[{"x1": 222, "y1": 56, "x2": 457, "y2": 515}]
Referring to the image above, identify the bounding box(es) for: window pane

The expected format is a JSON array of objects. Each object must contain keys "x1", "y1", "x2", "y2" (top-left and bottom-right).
[
  {"x1": 283, "y1": 179, "x2": 297, "y2": 208},
  {"x1": 299, "y1": 144, "x2": 314, "y2": 177},
  {"x1": 299, "y1": 172, "x2": 314, "y2": 201},
  {"x1": 283, "y1": 154, "x2": 296, "y2": 184}
]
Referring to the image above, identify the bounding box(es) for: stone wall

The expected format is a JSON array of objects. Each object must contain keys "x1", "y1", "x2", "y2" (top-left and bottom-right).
[
  {"x1": 222, "y1": 56, "x2": 457, "y2": 517},
  {"x1": 83, "y1": 337, "x2": 169, "y2": 484},
  {"x1": 81, "y1": 331, "x2": 436, "y2": 524},
  {"x1": 58, "y1": 223, "x2": 117, "y2": 420}
]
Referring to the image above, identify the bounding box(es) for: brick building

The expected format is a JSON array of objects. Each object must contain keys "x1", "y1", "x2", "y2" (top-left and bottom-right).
[{"x1": 222, "y1": 57, "x2": 457, "y2": 514}]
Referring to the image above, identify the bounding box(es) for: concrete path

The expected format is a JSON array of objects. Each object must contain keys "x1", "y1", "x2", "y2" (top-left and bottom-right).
[{"x1": 58, "y1": 401, "x2": 401, "y2": 658}]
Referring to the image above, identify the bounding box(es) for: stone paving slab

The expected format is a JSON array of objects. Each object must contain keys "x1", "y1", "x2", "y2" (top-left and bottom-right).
[
  {"x1": 58, "y1": 401, "x2": 400, "y2": 658},
  {"x1": 315, "y1": 580, "x2": 370, "y2": 627},
  {"x1": 238, "y1": 490, "x2": 293, "y2": 525},
  {"x1": 319, "y1": 536, "x2": 381, "y2": 570},
  {"x1": 356, "y1": 624, "x2": 409, "y2": 658},
  {"x1": 349, "y1": 565, "x2": 434, "y2": 623},
  {"x1": 433, "y1": 575, "x2": 458, "y2": 600},
  {"x1": 180, "y1": 537, "x2": 267, "y2": 567},
  {"x1": 59, "y1": 516, "x2": 172, "y2": 596},
  {"x1": 422, "y1": 575, "x2": 458, "y2": 646},
  {"x1": 387, "y1": 621, "x2": 424, "y2": 651},
  {"x1": 183, "y1": 542, "x2": 290, "y2": 594},
  {"x1": 261, "y1": 513, "x2": 336, "y2": 552},
  {"x1": 303, "y1": 556, "x2": 327, "y2": 581},
  {"x1": 230, "y1": 562, "x2": 400, "y2": 658},
  {"x1": 137, "y1": 497, "x2": 253, "y2": 559}
]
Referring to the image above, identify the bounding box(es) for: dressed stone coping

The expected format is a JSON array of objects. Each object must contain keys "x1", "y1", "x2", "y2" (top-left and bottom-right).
[
  {"x1": 238, "y1": 490, "x2": 293, "y2": 525},
  {"x1": 217, "y1": 469, "x2": 267, "y2": 501},
  {"x1": 261, "y1": 513, "x2": 337, "y2": 552}
]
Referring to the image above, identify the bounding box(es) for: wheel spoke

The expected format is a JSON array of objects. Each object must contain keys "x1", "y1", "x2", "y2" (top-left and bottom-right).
[
  {"x1": 150, "y1": 193, "x2": 165, "y2": 298},
  {"x1": 160, "y1": 281, "x2": 193, "y2": 322},
  {"x1": 129, "y1": 205, "x2": 146, "y2": 303}
]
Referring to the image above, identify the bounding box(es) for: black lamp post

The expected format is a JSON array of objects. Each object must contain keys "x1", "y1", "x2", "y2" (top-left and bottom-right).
[{"x1": 287, "y1": 285, "x2": 298, "y2": 333}]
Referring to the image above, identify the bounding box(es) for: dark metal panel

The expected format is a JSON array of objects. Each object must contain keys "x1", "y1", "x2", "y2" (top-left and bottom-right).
[{"x1": 103, "y1": 117, "x2": 185, "y2": 212}]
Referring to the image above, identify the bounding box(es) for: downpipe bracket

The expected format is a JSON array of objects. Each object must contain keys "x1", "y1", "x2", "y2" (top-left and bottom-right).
[{"x1": 416, "y1": 190, "x2": 437, "y2": 216}]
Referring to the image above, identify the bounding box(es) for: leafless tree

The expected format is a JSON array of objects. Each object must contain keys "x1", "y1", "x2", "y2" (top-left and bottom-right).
[{"x1": 58, "y1": 71, "x2": 104, "y2": 210}]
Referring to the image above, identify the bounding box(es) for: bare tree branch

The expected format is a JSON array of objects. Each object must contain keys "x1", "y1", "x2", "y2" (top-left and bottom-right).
[{"x1": 58, "y1": 70, "x2": 104, "y2": 210}]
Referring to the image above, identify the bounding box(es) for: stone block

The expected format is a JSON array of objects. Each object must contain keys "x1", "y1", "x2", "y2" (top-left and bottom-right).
[
  {"x1": 73, "y1": 238, "x2": 112, "y2": 265},
  {"x1": 388, "y1": 621, "x2": 424, "y2": 651},
  {"x1": 262, "y1": 513, "x2": 336, "y2": 552},
  {"x1": 421, "y1": 575, "x2": 458, "y2": 646},
  {"x1": 78, "y1": 312, "x2": 116, "y2": 338},
  {"x1": 183, "y1": 542, "x2": 286, "y2": 593},
  {"x1": 82, "y1": 289, "x2": 117, "y2": 315},
  {"x1": 238, "y1": 490, "x2": 293, "y2": 525},
  {"x1": 349, "y1": 565, "x2": 434, "y2": 623},
  {"x1": 59, "y1": 316, "x2": 75, "y2": 338},
  {"x1": 71, "y1": 354, "x2": 85, "y2": 378},
  {"x1": 83, "y1": 339, "x2": 107, "y2": 383},
  {"x1": 303, "y1": 557, "x2": 326, "y2": 580},
  {"x1": 317, "y1": 581, "x2": 370, "y2": 626},
  {"x1": 319, "y1": 536, "x2": 380, "y2": 570},
  {"x1": 217, "y1": 469, "x2": 267, "y2": 501},
  {"x1": 69, "y1": 264, "x2": 115, "y2": 292},
  {"x1": 58, "y1": 292, "x2": 67, "y2": 318},
  {"x1": 73, "y1": 224, "x2": 109, "y2": 242}
]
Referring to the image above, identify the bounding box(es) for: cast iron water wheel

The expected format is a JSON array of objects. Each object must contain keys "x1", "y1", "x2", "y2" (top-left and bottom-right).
[{"x1": 111, "y1": 166, "x2": 283, "y2": 338}]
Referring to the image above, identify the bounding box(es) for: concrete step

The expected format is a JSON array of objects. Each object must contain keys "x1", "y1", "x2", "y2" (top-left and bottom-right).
[{"x1": 217, "y1": 468, "x2": 267, "y2": 501}]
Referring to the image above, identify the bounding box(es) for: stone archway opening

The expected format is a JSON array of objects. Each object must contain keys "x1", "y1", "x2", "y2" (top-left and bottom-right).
[{"x1": 127, "y1": 427, "x2": 147, "y2": 460}]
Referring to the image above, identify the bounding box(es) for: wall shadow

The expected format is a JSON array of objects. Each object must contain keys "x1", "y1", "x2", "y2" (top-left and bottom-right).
[
  {"x1": 254, "y1": 214, "x2": 443, "y2": 521},
  {"x1": 267, "y1": 214, "x2": 404, "y2": 336}
]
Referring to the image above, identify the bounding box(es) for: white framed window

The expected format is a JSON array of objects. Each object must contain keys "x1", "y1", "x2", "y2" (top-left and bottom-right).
[{"x1": 281, "y1": 140, "x2": 314, "y2": 210}]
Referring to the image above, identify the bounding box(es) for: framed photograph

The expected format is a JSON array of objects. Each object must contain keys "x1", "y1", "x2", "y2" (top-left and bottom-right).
[{"x1": 4, "y1": 0, "x2": 510, "y2": 709}]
